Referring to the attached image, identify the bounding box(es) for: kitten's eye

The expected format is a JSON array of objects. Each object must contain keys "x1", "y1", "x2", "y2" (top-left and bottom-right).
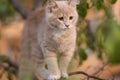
[
  {"x1": 58, "y1": 17, "x2": 64, "y2": 21},
  {"x1": 69, "y1": 16, "x2": 73, "y2": 20}
]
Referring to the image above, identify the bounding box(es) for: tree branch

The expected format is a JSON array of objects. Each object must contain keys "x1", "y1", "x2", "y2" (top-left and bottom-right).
[
  {"x1": 8, "y1": 0, "x2": 45, "y2": 19},
  {"x1": 34, "y1": 0, "x2": 44, "y2": 9},
  {"x1": 8, "y1": 0, "x2": 30, "y2": 19},
  {"x1": 69, "y1": 71, "x2": 104, "y2": 80},
  {"x1": 0, "y1": 55, "x2": 104, "y2": 80}
]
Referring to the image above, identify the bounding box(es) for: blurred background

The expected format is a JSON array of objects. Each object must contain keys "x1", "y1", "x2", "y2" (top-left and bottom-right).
[{"x1": 0, "y1": 0, "x2": 120, "y2": 80}]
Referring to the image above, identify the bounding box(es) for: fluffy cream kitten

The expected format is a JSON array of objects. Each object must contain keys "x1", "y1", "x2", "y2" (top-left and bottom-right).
[{"x1": 19, "y1": 0, "x2": 79, "y2": 80}]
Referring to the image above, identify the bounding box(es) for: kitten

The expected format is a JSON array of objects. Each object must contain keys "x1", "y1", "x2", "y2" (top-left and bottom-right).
[{"x1": 19, "y1": 0, "x2": 79, "y2": 80}]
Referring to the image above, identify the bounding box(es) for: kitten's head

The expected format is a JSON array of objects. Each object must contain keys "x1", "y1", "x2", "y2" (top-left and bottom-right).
[{"x1": 46, "y1": 0, "x2": 79, "y2": 30}]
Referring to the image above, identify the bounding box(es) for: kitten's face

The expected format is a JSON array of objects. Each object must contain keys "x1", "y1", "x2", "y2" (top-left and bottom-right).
[{"x1": 46, "y1": 0, "x2": 79, "y2": 30}]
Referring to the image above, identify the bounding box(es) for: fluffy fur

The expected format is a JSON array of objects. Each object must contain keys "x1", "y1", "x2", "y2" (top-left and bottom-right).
[{"x1": 19, "y1": 0, "x2": 79, "y2": 80}]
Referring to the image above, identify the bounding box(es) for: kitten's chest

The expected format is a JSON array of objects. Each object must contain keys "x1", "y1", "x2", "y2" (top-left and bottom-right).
[
  {"x1": 52, "y1": 31, "x2": 69, "y2": 44},
  {"x1": 54, "y1": 37, "x2": 69, "y2": 53},
  {"x1": 52, "y1": 32, "x2": 75, "y2": 52}
]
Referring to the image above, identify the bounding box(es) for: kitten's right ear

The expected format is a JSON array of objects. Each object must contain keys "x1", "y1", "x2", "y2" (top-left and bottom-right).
[
  {"x1": 68, "y1": 0, "x2": 80, "y2": 7},
  {"x1": 47, "y1": 0, "x2": 58, "y2": 13}
]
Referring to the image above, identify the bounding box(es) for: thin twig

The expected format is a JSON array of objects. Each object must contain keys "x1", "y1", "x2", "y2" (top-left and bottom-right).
[
  {"x1": 92, "y1": 64, "x2": 107, "y2": 76},
  {"x1": 69, "y1": 71, "x2": 105, "y2": 80},
  {"x1": 0, "y1": 55, "x2": 105, "y2": 80}
]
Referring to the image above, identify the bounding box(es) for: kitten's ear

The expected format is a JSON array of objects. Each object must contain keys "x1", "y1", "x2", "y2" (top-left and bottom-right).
[
  {"x1": 47, "y1": 0, "x2": 58, "y2": 13},
  {"x1": 68, "y1": 0, "x2": 80, "y2": 7}
]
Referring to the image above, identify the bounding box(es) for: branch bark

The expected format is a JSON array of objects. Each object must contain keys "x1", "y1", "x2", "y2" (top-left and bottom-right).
[
  {"x1": 8, "y1": 0, "x2": 45, "y2": 19},
  {"x1": 34, "y1": 0, "x2": 45, "y2": 9},
  {"x1": 69, "y1": 71, "x2": 104, "y2": 80},
  {"x1": 8, "y1": 0, "x2": 30, "y2": 19},
  {"x1": 0, "y1": 55, "x2": 104, "y2": 80}
]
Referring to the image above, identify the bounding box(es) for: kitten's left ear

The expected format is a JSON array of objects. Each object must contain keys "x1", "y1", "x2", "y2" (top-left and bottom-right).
[
  {"x1": 47, "y1": 0, "x2": 58, "y2": 13},
  {"x1": 68, "y1": 0, "x2": 80, "y2": 7}
]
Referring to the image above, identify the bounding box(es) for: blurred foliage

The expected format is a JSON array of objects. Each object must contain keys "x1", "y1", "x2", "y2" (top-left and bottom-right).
[
  {"x1": 76, "y1": 0, "x2": 119, "y2": 65},
  {"x1": 97, "y1": 19, "x2": 120, "y2": 64},
  {"x1": 0, "y1": 55, "x2": 13, "y2": 80},
  {"x1": 0, "y1": 0, "x2": 15, "y2": 21},
  {"x1": 77, "y1": 0, "x2": 88, "y2": 19},
  {"x1": 110, "y1": 0, "x2": 117, "y2": 4},
  {"x1": 20, "y1": 75, "x2": 33, "y2": 80},
  {"x1": 78, "y1": 48, "x2": 87, "y2": 65},
  {"x1": 8, "y1": 72, "x2": 12, "y2": 80},
  {"x1": 0, "y1": 55, "x2": 9, "y2": 62},
  {"x1": 92, "y1": 0, "x2": 105, "y2": 10}
]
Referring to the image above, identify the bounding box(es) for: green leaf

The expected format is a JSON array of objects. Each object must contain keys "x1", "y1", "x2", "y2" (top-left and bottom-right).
[
  {"x1": 104, "y1": 21, "x2": 120, "y2": 64},
  {"x1": 20, "y1": 75, "x2": 33, "y2": 80},
  {"x1": 0, "y1": 55, "x2": 8, "y2": 62},
  {"x1": 76, "y1": 38, "x2": 81, "y2": 46},
  {"x1": 98, "y1": 50, "x2": 103, "y2": 60},
  {"x1": 60, "y1": 77, "x2": 67, "y2": 80},
  {"x1": 92, "y1": 0, "x2": 104, "y2": 10},
  {"x1": 0, "y1": 0, "x2": 15, "y2": 21},
  {"x1": 110, "y1": 0, "x2": 117, "y2": 4},
  {"x1": 8, "y1": 72, "x2": 12, "y2": 80},
  {"x1": 78, "y1": 48, "x2": 87, "y2": 65},
  {"x1": 96, "y1": 19, "x2": 120, "y2": 64},
  {"x1": 95, "y1": 18, "x2": 120, "y2": 64},
  {"x1": 77, "y1": 0, "x2": 88, "y2": 18}
]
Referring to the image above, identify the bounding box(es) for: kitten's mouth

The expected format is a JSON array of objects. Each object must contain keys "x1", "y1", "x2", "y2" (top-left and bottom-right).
[
  {"x1": 64, "y1": 27, "x2": 69, "y2": 30},
  {"x1": 53, "y1": 25, "x2": 69, "y2": 31}
]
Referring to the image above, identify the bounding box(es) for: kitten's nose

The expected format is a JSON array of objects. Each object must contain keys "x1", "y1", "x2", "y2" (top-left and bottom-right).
[{"x1": 65, "y1": 25, "x2": 69, "y2": 28}]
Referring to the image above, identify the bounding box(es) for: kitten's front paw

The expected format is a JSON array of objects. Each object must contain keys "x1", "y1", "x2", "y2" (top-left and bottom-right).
[
  {"x1": 61, "y1": 72, "x2": 68, "y2": 79},
  {"x1": 48, "y1": 74, "x2": 61, "y2": 80}
]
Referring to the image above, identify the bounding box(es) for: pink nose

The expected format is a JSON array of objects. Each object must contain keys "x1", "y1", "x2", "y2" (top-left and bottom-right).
[{"x1": 65, "y1": 25, "x2": 69, "y2": 28}]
